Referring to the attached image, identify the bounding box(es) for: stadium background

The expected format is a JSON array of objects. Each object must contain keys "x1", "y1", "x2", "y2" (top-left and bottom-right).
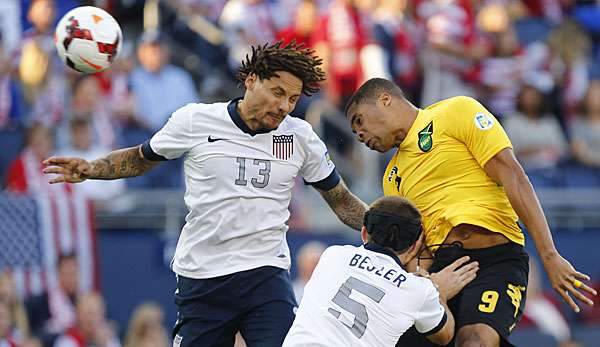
[{"x1": 0, "y1": 0, "x2": 599, "y2": 346}]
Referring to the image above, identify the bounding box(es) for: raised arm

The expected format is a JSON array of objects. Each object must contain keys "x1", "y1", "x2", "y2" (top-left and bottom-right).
[
  {"x1": 43, "y1": 145, "x2": 159, "y2": 184},
  {"x1": 315, "y1": 180, "x2": 369, "y2": 231},
  {"x1": 484, "y1": 148, "x2": 597, "y2": 312}
]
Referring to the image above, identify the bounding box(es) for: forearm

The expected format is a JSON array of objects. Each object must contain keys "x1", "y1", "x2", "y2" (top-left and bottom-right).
[
  {"x1": 505, "y1": 170, "x2": 557, "y2": 259},
  {"x1": 334, "y1": 194, "x2": 369, "y2": 230},
  {"x1": 318, "y1": 181, "x2": 368, "y2": 231},
  {"x1": 90, "y1": 146, "x2": 156, "y2": 180}
]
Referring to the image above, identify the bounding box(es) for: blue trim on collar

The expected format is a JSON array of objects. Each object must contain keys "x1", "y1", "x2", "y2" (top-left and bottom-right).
[
  {"x1": 227, "y1": 97, "x2": 274, "y2": 136},
  {"x1": 364, "y1": 242, "x2": 404, "y2": 267}
]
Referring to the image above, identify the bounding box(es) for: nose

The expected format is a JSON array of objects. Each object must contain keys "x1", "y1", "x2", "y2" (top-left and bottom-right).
[{"x1": 279, "y1": 99, "x2": 291, "y2": 115}]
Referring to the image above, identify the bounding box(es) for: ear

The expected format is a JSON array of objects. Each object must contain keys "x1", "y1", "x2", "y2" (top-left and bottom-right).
[
  {"x1": 361, "y1": 226, "x2": 369, "y2": 244},
  {"x1": 245, "y1": 73, "x2": 257, "y2": 91},
  {"x1": 406, "y1": 232, "x2": 424, "y2": 260},
  {"x1": 379, "y1": 92, "x2": 392, "y2": 107}
]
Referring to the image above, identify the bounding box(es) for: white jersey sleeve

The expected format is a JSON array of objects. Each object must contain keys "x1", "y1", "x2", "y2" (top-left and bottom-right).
[
  {"x1": 415, "y1": 281, "x2": 447, "y2": 335},
  {"x1": 299, "y1": 129, "x2": 337, "y2": 187},
  {"x1": 143, "y1": 103, "x2": 196, "y2": 160}
]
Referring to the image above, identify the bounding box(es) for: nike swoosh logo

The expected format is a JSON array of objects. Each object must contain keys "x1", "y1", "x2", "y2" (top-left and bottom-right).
[
  {"x1": 208, "y1": 135, "x2": 228, "y2": 143},
  {"x1": 79, "y1": 55, "x2": 103, "y2": 71}
]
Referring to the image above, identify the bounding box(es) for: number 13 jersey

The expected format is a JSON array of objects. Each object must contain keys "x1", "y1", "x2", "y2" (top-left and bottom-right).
[
  {"x1": 142, "y1": 98, "x2": 339, "y2": 279},
  {"x1": 283, "y1": 243, "x2": 446, "y2": 347}
]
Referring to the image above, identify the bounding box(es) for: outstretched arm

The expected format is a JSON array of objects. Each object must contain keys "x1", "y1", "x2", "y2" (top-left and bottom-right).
[
  {"x1": 315, "y1": 180, "x2": 369, "y2": 231},
  {"x1": 484, "y1": 148, "x2": 597, "y2": 312},
  {"x1": 43, "y1": 145, "x2": 159, "y2": 184}
]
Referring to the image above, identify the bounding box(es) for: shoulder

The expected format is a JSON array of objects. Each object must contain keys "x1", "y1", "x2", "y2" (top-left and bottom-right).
[
  {"x1": 321, "y1": 244, "x2": 357, "y2": 258},
  {"x1": 278, "y1": 117, "x2": 322, "y2": 144},
  {"x1": 280, "y1": 116, "x2": 316, "y2": 134},
  {"x1": 175, "y1": 102, "x2": 227, "y2": 118},
  {"x1": 425, "y1": 96, "x2": 478, "y2": 111}
]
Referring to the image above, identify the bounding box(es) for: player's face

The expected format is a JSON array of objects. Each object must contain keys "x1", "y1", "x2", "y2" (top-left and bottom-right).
[
  {"x1": 245, "y1": 71, "x2": 302, "y2": 130},
  {"x1": 347, "y1": 101, "x2": 396, "y2": 153}
]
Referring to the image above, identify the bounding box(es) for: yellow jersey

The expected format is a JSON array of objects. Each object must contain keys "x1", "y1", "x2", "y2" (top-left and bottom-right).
[{"x1": 383, "y1": 96, "x2": 523, "y2": 248}]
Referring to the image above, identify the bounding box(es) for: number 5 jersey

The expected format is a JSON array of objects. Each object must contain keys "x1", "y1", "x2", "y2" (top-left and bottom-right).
[{"x1": 283, "y1": 243, "x2": 447, "y2": 347}]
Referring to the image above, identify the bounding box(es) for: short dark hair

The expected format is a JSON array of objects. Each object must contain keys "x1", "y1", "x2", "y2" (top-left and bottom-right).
[
  {"x1": 236, "y1": 41, "x2": 325, "y2": 96},
  {"x1": 344, "y1": 78, "x2": 405, "y2": 116},
  {"x1": 366, "y1": 196, "x2": 421, "y2": 253}
]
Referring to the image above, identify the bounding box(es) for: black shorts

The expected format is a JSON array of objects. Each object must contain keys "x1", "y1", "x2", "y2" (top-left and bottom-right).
[
  {"x1": 397, "y1": 242, "x2": 529, "y2": 347},
  {"x1": 172, "y1": 266, "x2": 297, "y2": 347}
]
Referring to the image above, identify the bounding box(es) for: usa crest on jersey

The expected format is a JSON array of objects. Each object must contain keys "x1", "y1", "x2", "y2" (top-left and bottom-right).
[{"x1": 273, "y1": 135, "x2": 294, "y2": 160}]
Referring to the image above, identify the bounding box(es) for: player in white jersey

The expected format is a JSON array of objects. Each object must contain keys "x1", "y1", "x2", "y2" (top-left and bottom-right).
[
  {"x1": 42, "y1": 42, "x2": 369, "y2": 347},
  {"x1": 283, "y1": 196, "x2": 479, "y2": 347}
]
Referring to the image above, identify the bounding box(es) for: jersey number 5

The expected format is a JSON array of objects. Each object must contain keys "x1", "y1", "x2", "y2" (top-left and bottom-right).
[
  {"x1": 328, "y1": 277, "x2": 386, "y2": 339},
  {"x1": 235, "y1": 157, "x2": 271, "y2": 188}
]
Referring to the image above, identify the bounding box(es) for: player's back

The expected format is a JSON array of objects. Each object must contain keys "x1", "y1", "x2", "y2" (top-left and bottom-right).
[{"x1": 283, "y1": 244, "x2": 445, "y2": 347}]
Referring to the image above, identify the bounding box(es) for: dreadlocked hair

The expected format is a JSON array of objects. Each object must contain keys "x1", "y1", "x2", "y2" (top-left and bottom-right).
[{"x1": 237, "y1": 41, "x2": 326, "y2": 96}]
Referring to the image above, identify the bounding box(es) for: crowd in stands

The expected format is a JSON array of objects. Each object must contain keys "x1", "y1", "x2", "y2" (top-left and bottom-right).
[
  {"x1": 1, "y1": 0, "x2": 600, "y2": 197},
  {"x1": 1, "y1": 0, "x2": 600, "y2": 346}
]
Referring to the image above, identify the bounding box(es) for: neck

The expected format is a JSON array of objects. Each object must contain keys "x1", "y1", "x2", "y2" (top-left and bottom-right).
[
  {"x1": 237, "y1": 98, "x2": 261, "y2": 131},
  {"x1": 392, "y1": 101, "x2": 419, "y2": 147}
]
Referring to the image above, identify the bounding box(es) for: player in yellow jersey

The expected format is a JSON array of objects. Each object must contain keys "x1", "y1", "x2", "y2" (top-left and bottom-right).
[{"x1": 344, "y1": 78, "x2": 597, "y2": 347}]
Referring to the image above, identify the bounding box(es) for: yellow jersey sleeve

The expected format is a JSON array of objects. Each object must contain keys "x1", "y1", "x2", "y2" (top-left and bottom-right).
[{"x1": 443, "y1": 97, "x2": 512, "y2": 167}]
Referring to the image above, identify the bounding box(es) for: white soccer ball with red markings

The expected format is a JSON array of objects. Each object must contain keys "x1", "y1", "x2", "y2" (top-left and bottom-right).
[{"x1": 54, "y1": 6, "x2": 122, "y2": 73}]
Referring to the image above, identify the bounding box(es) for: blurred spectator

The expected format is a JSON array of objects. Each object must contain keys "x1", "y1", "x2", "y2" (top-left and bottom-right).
[
  {"x1": 21, "y1": 338, "x2": 43, "y2": 347},
  {"x1": 5, "y1": 123, "x2": 54, "y2": 193},
  {"x1": 503, "y1": 84, "x2": 567, "y2": 170},
  {"x1": 417, "y1": 0, "x2": 487, "y2": 107},
  {"x1": 0, "y1": 301, "x2": 17, "y2": 347},
  {"x1": 56, "y1": 118, "x2": 125, "y2": 202},
  {"x1": 292, "y1": 241, "x2": 326, "y2": 302},
  {"x1": 570, "y1": 80, "x2": 600, "y2": 168},
  {"x1": 62, "y1": 76, "x2": 116, "y2": 150},
  {"x1": 123, "y1": 302, "x2": 168, "y2": 347},
  {"x1": 131, "y1": 30, "x2": 199, "y2": 131},
  {"x1": 219, "y1": 0, "x2": 278, "y2": 71},
  {"x1": 18, "y1": 40, "x2": 66, "y2": 128},
  {"x1": 276, "y1": 0, "x2": 319, "y2": 48},
  {"x1": 363, "y1": 0, "x2": 421, "y2": 102},
  {"x1": 17, "y1": 0, "x2": 67, "y2": 127},
  {"x1": 548, "y1": 19, "x2": 592, "y2": 123},
  {"x1": 53, "y1": 292, "x2": 120, "y2": 347},
  {"x1": 0, "y1": 272, "x2": 30, "y2": 342},
  {"x1": 0, "y1": 38, "x2": 24, "y2": 130},
  {"x1": 478, "y1": 6, "x2": 524, "y2": 119},
  {"x1": 26, "y1": 253, "x2": 78, "y2": 344},
  {"x1": 312, "y1": 0, "x2": 368, "y2": 109}
]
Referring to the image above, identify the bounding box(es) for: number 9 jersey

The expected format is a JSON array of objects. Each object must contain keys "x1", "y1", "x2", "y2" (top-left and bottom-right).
[{"x1": 283, "y1": 243, "x2": 447, "y2": 347}]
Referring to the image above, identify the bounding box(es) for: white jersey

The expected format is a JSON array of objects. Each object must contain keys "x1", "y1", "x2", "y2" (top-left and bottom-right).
[
  {"x1": 283, "y1": 243, "x2": 447, "y2": 347},
  {"x1": 142, "y1": 98, "x2": 338, "y2": 279}
]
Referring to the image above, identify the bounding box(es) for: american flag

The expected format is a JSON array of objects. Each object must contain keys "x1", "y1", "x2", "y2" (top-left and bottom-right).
[
  {"x1": 0, "y1": 193, "x2": 97, "y2": 299},
  {"x1": 273, "y1": 134, "x2": 294, "y2": 160}
]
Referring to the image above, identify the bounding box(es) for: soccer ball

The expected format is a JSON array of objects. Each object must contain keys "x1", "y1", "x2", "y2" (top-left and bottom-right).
[{"x1": 54, "y1": 6, "x2": 122, "y2": 73}]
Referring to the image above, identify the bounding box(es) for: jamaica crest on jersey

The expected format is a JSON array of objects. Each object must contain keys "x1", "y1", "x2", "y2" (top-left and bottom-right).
[
  {"x1": 418, "y1": 121, "x2": 434, "y2": 152},
  {"x1": 272, "y1": 134, "x2": 294, "y2": 160}
]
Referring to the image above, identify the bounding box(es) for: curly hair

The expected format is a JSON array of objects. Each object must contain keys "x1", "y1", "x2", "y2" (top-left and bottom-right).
[{"x1": 237, "y1": 41, "x2": 326, "y2": 96}]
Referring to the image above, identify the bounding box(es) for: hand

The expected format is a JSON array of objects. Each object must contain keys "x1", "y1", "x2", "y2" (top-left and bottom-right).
[
  {"x1": 42, "y1": 156, "x2": 93, "y2": 184},
  {"x1": 542, "y1": 253, "x2": 597, "y2": 312},
  {"x1": 430, "y1": 256, "x2": 479, "y2": 300}
]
